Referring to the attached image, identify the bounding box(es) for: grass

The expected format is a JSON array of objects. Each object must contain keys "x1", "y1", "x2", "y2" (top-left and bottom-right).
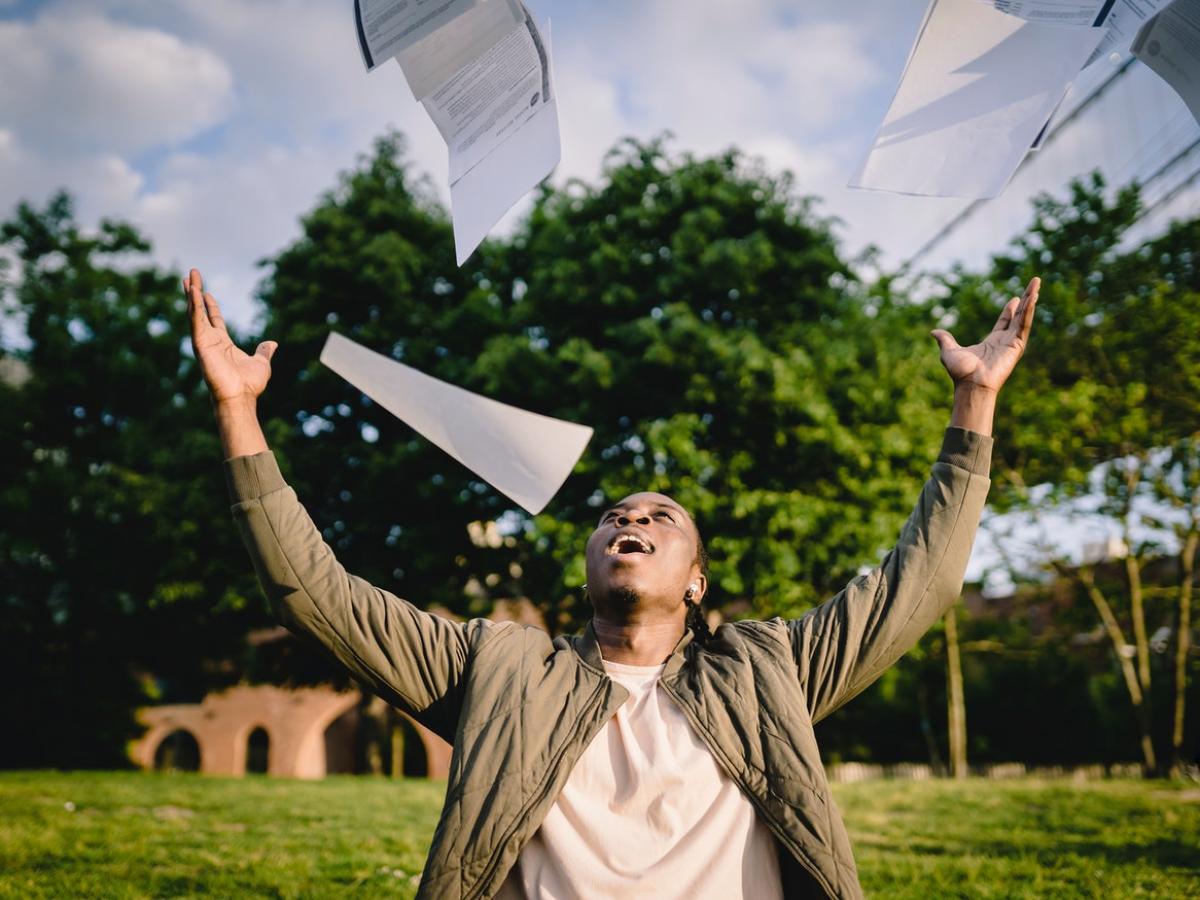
[{"x1": 1, "y1": 772, "x2": 1197, "y2": 898}]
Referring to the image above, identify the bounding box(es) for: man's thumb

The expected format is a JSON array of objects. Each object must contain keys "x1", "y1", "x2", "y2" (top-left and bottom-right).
[
  {"x1": 930, "y1": 329, "x2": 960, "y2": 352},
  {"x1": 255, "y1": 340, "x2": 278, "y2": 362}
]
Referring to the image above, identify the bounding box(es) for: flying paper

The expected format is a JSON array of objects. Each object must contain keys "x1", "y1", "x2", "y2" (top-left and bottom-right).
[
  {"x1": 850, "y1": 0, "x2": 1106, "y2": 198},
  {"x1": 1085, "y1": 0, "x2": 1174, "y2": 67},
  {"x1": 353, "y1": 2, "x2": 560, "y2": 266},
  {"x1": 1132, "y1": 0, "x2": 1200, "y2": 125},
  {"x1": 320, "y1": 332, "x2": 592, "y2": 515},
  {"x1": 980, "y1": 1, "x2": 1112, "y2": 26}
]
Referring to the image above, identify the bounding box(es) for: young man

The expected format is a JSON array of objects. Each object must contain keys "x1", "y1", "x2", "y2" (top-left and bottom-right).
[{"x1": 187, "y1": 268, "x2": 1038, "y2": 899}]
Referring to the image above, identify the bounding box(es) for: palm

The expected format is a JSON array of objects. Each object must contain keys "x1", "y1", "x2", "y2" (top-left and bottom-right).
[
  {"x1": 933, "y1": 278, "x2": 1039, "y2": 393},
  {"x1": 186, "y1": 270, "x2": 276, "y2": 403}
]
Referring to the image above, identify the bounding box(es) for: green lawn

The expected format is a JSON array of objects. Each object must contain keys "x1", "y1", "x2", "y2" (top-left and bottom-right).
[{"x1": 1, "y1": 772, "x2": 1197, "y2": 898}]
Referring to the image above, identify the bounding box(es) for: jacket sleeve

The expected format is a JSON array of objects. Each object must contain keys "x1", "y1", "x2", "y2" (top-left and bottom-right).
[
  {"x1": 225, "y1": 451, "x2": 471, "y2": 742},
  {"x1": 786, "y1": 427, "x2": 992, "y2": 724}
]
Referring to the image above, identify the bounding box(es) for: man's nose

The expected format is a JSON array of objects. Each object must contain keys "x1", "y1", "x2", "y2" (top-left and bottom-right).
[{"x1": 617, "y1": 511, "x2": 651, "y2": 526}]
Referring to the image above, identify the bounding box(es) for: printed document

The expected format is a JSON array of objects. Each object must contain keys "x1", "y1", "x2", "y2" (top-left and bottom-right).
[
  {"x1": 321, "y1": 332, "x2": 592, "y2": 515},
  {"x1": 983, "y1": 1, "x2": 1112, "y2": 26},
  {"x1": 422, "y1": 13, "x2": 559, "y2": 264},
  {"x1": 850, "y1": 0, "x2": 1106, "y2": 198},
  {"x1": 395, "y1": 0, "x2": 525, "y2": 99},
  {"x1": 1132, "y1": 0, "x2": 1200, "y2": 124},
  {"x1": 355, "y1": 0, "x2": 479, "y2": 71},
  {"x1": 1084, "y1": 0, "x2": 1174, "y2": 64}
]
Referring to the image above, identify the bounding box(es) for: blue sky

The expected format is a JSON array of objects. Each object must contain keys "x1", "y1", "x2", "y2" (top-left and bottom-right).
[{"x1": 0, "y1": 0, "x2": 968, "y2": 331}]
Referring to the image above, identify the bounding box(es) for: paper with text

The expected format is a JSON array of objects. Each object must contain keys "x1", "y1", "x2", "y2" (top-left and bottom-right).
[
  {"x1": 421, "y1": 13, "x2": 559, "y2": 264},
  {"x1": 320, "y1": 332, "x2": 591, "y2": 515},
  {"x1": 850, "y1": 0, "x2": 1106, "y2": 198},
  {"x1": 1085, "y1": 0, "x2": 1173, "y2": 66},
  {"x1": 982, "y1": 1, "x2": 1112, "y2": 26},
  {"x1": 395, "y1": 0, "x2": 525, "y2": 99},
  {"x1": 355, "y1": 0, "x2": 479, "y2": 71},
  {"x1": 1133, "y1": 0, "x2": 1200, "y2": 124}
]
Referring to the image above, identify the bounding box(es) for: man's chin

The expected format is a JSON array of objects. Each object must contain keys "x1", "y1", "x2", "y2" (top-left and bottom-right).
[{"x1": 609, "y1": 586, "x2": 642, "y2": 607}]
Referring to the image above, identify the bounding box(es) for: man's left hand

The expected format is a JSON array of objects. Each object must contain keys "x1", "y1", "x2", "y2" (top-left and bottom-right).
[{"x1": 932, "y1": 276, "x2": 1039, "y2": 395}]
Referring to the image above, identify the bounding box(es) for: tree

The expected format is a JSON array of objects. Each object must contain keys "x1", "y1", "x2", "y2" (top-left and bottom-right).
[
  {"x1": 0, "y1": 194, "x2": 268, "y2": 767},
  {"x1": 254, "y1": 135, "x2": 955, "y2": 640},
  {"x1": 944, "y1": 177, "x2": 1200, "y2": 774}
]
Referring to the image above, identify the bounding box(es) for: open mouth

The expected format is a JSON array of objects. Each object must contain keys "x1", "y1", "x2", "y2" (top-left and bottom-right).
[{"x1": 606, "y1": 533, "x2": 654, "y2": 556}]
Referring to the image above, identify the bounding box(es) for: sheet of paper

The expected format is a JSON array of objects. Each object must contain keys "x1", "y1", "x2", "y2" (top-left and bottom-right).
[
  {"x1": 355, "y1": 0, "x2": 478, "y2": 71},
  {"x1": 320, "y1": 332, "x2": 592, "y2": 515},
  {"x1": 1133, "y1": 0, "x2": 1200, "y2": 124},
  {"x1": 421, "y1": 13, "x2": 559, "y2": 264},
  {"x1": 984, "y1": 1, "x2": 1112, "y2": 26},
  {"x1": 850, "y1": 0, "x2": 1106, "y2": 198},
  {"x1": 1085, "y1": 0, "x2": 1173, "y2": 66},
  {"x1": 395, "y1": 0, "x2": 524, "y2": 100}
]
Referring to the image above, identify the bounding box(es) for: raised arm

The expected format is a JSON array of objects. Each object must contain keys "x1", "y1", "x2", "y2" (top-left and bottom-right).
[
  {"x1": 788, "y1": 278, "x2": 1039, "y2": 723},
  {"x1": 187, "y1": 269, "x2": 471, "y2": 740}
]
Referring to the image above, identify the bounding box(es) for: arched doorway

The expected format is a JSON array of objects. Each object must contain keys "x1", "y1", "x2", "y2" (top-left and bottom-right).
[
  {"x1": 323, "y1": 708, "x2": 360, "y2": 775},
  {"x1": 246, "y1": 726, "x2": 270, "y2": 774},
  {"x1": 153, "y1": 729, "x2": 200, "y2": 772}
]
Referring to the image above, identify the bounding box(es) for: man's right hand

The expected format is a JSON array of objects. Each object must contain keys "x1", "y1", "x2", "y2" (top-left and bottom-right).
[
  {"x1": 186, "y1": 268, "x2": 277, "y2": 405},
  {"x1": 186, "y1": 268, "x2": 273, "y2": 458}
]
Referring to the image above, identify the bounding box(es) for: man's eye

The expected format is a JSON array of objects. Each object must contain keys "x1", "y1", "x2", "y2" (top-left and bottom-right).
[{"x1": 655, "y1": 511, "x2": 674, "y2": 521}]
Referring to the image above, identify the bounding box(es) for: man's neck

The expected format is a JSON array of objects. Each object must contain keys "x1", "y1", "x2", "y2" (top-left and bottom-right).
[{"x1": 592, "y1": 616, "x2": 687, "y2": 667}]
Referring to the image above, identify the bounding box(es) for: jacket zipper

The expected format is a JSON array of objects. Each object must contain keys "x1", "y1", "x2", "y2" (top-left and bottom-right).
[
  {"x1": 462, "y1": 677, "x2": 612, "y2": 900},
  {"x1": 658, "y1": 680, "x2": 839, "y2": 900}
]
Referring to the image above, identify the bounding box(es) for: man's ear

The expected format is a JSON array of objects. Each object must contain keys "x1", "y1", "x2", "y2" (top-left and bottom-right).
[{"x1": 688, "y1": 571, "x2": 708, "y2": 605}]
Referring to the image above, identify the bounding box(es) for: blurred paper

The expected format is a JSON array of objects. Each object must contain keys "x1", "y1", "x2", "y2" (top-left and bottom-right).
[
  {"x1": 395, "y1": 0, "x2": 524, "y2": 99},
  {"x1": 320, "y1": 332, "x2": 591, "y2": 515},
  {"x1": 983, "y1": 1, "x2": 1112, "y2": 26},
  {"x1": 355, "y1": 0, "x2": 479, "y2": 71},
  {"x1": 1132, "y1": 0, "x2": 1200, "y2": 125},
  {"x1": 850, "y1": 0, "x2": 1106, "y2": 198},
  {"x1": 1085, "y1": 0, "x2": 1173, "y2": 67},
  {"x1": 422, "y1": 13, "x2": 559, "y2": 264}
]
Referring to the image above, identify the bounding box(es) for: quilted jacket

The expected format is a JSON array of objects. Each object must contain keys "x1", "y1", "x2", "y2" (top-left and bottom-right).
[{"x1": 225, "y1": 426, "x2": 992, "y2": 899}]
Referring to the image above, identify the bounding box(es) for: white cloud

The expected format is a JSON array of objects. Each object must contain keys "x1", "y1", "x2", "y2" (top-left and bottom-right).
[{"x1": 0, "y1": 12, "x2": 234, "y2": 155}]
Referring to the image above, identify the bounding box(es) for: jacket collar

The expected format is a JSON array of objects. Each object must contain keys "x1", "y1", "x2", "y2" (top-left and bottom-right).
[{"x1": 576, "y1": 619, "x2": 696, "y2": 676}]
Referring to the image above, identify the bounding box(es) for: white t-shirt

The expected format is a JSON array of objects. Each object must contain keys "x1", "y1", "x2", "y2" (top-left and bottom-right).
[{"x1": 496, "y1": 659, "x2": 783, "y2": 899}]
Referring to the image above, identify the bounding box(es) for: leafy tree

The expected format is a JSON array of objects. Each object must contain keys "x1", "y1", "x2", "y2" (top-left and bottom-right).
[
  {"x1": 0, "y1": 194, "x2": 266, "y2": 767},
  {"x1": 944, "y1": 177, "x2": 1200, "y2": 774}
]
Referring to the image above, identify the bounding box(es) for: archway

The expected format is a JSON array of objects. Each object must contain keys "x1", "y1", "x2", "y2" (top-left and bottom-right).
[
  {"x1": 246, "y1": 726, "x2": 270, "y2": 774},
  {"x1": 153, "y1": 729, "x2": 200, "y2": 772}
]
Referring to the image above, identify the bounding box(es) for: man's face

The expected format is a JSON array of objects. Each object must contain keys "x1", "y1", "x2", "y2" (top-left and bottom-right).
[{"x1": 584, "y1": 491, "x2": 706, "y2": 617}]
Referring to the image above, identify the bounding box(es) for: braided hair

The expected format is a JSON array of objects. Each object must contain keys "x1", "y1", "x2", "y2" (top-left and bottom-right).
[{"x1": 685, "y1": 533, "x2": 712, "y2": 644}]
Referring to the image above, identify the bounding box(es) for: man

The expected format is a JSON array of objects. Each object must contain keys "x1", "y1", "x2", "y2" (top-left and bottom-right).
[{"x1": 187, "y1": 268, "x2": 1038, "y2": 899}]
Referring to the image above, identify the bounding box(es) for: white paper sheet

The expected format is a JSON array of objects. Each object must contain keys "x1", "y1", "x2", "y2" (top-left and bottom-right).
[
  {"x1": 320, "y1": 332, "x2": 591, "y2": 515},
  {"x1": 421, "y1": 14, "x2": 559, "y2": 264},
  {"x1": 984, "y1": 0, "x2": 1112, "y2": 26},
  {"x1": 355, "y1": 0, "x2": 478, "y2": 71},
  {"x1": 1133, "y1": 0, "x2": 1200, "y2": 125},
  {"x1": 1085, "y1": 0, "x2": 1173, "y2": 67},
  {"x1": 395, "y1": 0, "x2": 524, "y2": 100},
  {"x1": 850, "y1": 0, "x2": 1106, "y2": 198}
]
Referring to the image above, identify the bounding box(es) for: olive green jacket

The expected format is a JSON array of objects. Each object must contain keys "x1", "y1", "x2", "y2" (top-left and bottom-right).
[{"x1": 225, "y1": 427, "x2": 992, "y2": 900}]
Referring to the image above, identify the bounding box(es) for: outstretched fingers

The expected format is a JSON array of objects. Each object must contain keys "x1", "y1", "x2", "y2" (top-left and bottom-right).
[
  {"x1": 202, "y1": 291, "x2": 227, "y2": 332},
  {"x1": 186, "y1": 269, "x2": 211, "y2": 335},
  {"x1": 993, "y1": 297, "x2": 1020, "y2": 332},
  {"x1": 1016, "y1": 278, "x2": 1040, "y2": 343}
]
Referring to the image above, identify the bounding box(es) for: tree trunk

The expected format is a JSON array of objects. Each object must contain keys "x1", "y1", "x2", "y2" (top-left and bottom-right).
[
  {"x1": 1077, "y1": 566, "x2": 1158, "y2": 775},
  {"x1": 1172, "y1": 531, "x2": 1197, "y2": 776},
  {"x1": 390, "y1": 717, "x2": 404, "y2": 779},
  {"x1": 945, "y1": 606, "x2": 968, "y2": 779},
  {"x1": 1124, "y1": 553, "x2": 1152, "y2": 696}
]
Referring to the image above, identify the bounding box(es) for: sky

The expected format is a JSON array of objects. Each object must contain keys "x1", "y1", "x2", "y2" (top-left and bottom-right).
[
  {"x1": 0, "y1": 0, "x2": 981, "y2": 332},
  {"x1": 2, "y1": 0, "x2": 1195, "y2": 582}
]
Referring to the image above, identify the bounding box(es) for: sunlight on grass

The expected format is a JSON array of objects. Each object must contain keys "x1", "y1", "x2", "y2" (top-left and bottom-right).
[{"x1": 1, "y1": 772, "x2": 1197, "y2": 898}]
